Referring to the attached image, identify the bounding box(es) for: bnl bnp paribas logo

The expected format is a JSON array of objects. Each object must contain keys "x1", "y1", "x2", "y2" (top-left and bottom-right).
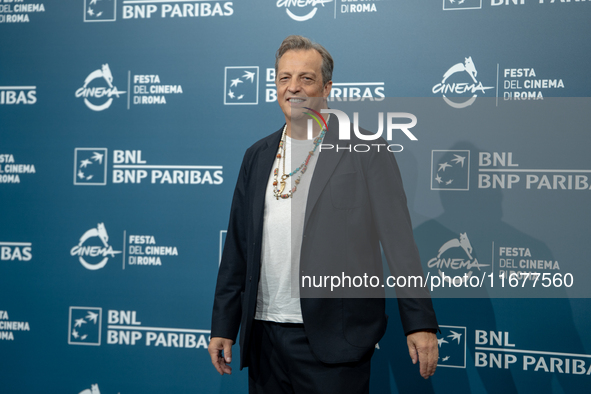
[
  {"x1": 224, "y1": 66, "x2": 385, "y2": 105},
  {"x1": 84, "y1": 0, "x2": 117, "y2": 22},
  {"x1": 437, "y1": 325, "x2": 467, "y2": 368},
  {"x1": 75, "y1": 64, "x2": 126, "y2": 111},
  {"x1": 70, "y1": 223, "x2": 122, "y2": 270},
  {"x1": 85, "y1": 0, "x2": 234, "y2": 22},
  {"x1": 443, "y1": 0, "x2": 482, "y2": 11},
  {"x1": 224, "y1": 67, "x2": 259, "y2": 105},
  {"x1": 68, "y1": 308, "x2": 212, "y2": 349},
  {"x1": 431, "y1": 150, "x2": 470, "y2": 191},
  {"x1": 68, "y1": 307, "x2": 102, "y2": 345},
  {"x1": 74, "y1": 148, "x2": 107, "y2": 185},
  {"x1": 432, "y1": 57, "x2": 493, "y2": 108},
  {"x1": 0, "y1": 84, "x2": 36, "y2": 105},
  {"x1": 74, "y1": 148, "x2": 224, "y2": 185}
]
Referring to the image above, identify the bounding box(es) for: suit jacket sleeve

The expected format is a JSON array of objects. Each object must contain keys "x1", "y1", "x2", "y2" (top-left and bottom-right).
[
  {"x1": 364, "y1": 144, "x2": 438, "y2": 335},
  {"x1": 210, "y1": 149, "x2": 250, "y2": 342}
]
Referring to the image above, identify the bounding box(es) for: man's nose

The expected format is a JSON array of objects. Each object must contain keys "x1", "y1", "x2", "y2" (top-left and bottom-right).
[{"x1": 287, "y1": 79, "x2": 301, "y2": 93}]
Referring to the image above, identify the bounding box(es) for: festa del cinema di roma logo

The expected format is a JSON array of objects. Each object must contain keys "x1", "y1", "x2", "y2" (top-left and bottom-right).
[
  {"x1": 277, "y1": 0, "x2": 332, "y2": 21},
  {"x1": 75, "y1": 64, "x2": 126, "y2": 111},
  {"x1": 78, "y1": 384, "x2": 102, "y2": 394},
  {"x1": 70, "y1": 223, "x2": 121, "y2": 270},
  {"x1": 432, "y1": 57, "x2": 493, "y2": 108},
  {"x1": 427, "y1": 232, "x2": 489, "y2": 285}
]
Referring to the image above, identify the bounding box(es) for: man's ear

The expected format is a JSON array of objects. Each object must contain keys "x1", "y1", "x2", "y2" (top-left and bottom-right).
[{"x1": 324, "y1": 81, "x2": 333, "y2": 98}]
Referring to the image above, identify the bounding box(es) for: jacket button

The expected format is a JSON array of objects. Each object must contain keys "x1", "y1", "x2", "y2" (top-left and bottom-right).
[{"x1": 249, "y1": 276, "x2": 252, "y2": 281}]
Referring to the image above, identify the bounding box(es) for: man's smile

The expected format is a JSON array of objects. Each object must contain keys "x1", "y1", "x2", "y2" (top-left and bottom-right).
[{"x1": 287, "y1": 97, "x2": 306, "y2": 104}]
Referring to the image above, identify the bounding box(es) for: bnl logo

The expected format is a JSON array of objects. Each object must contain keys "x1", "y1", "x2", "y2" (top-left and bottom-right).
[
  {"x1": 74, "y1": 148, "x2": 108, "y2": 185},
  {"x1": 437, "y1": 325, "x2": 467, "y2": 368},
  {"x1": 84, "y1": 0, "x2": 117, "y2": 22},
  {"x1": 224, "y1": 67, "x2": 259, "y2": 105},
  {"x1": 68, "y1": 307, "x2": 102, "y2": 346},
  {"x1": 431, "y1": 150, "x2": 470, "y2": 191},
  {"x1": 443, "y1": 0, "x2": 482, "y2": 10}
]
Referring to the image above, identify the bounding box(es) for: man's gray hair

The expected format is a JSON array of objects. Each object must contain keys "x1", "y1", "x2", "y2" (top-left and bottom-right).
[{"x1": 275, "y1": 35, "x2": 334, "y2": 86}]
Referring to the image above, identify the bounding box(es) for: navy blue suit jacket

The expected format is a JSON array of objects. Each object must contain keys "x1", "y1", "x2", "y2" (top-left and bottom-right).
[{"x1": 211, "y1": 120, "x2": 438, "y2": 369}]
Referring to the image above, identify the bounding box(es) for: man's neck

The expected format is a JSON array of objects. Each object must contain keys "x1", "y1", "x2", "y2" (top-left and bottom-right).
[{"x1": 285, "y1": 106, "x2": 327, "y2": 140}]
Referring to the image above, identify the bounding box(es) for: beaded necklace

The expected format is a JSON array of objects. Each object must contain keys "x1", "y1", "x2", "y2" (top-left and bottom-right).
[{"x1": 272, "y1": 115, "x2": 329, "y2": 200}]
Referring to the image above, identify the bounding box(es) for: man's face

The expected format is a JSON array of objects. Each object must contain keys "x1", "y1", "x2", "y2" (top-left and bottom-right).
[{"x1": 275, "y1": 49, "x2": 332, "y2": 123}]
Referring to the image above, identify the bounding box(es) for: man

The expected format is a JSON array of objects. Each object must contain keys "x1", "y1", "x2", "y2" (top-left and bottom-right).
[{"x1": 209, "y1": 35, "x2": 438, "y2": 393}]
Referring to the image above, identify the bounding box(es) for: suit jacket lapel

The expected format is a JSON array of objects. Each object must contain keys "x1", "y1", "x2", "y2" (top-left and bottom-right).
[{"x1": 304, "y1": 118, "x2": 347, "y2": 231}]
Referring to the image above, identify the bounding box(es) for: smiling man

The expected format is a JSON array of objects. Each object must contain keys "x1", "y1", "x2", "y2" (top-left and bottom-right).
[
  {"x1": 274, "y1": 43, "x2": 331, "y2": 140},
  {"x1": 209, "y1": 35, "x2": 439, "y2": 394}
]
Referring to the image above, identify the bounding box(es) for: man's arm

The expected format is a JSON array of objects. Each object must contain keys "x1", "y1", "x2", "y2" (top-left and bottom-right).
[
  {"x1": 364, "y1": 143, "x2": 439, "y2": 376},
  {"x1": 209, "y1": 151, "x2": 251, "y2": 373},
  {"x1": 365, "y1": 145, "x2": 438, "y2": 323}
]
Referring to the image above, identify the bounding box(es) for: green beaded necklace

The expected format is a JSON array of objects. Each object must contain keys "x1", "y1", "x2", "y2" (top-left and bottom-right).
[{"x1": 272, "y1": 116, "x2": 329, "y2": 200}]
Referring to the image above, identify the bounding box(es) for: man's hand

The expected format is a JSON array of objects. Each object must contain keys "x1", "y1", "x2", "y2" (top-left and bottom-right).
[
  {"x1": 407, "y1": 330, "x2": 438, "y2": 379},
  {"x1": 208, "y1": 337, "x2": 234, "y2": 375}
]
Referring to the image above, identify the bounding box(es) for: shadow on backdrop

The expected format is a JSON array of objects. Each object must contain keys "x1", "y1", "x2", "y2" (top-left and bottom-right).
[{"x1": 370, "y1": 142, "x2": 583, "y2": 393}]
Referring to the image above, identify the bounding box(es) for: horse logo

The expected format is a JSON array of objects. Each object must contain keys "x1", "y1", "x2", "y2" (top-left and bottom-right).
[
  {"x1": 427, "y1": 232, "x2": 489, "y2": 285},
  {"x1": 441, "y1": 57, "x2": 478, "y2": 85},
  {"x1": 79, "y1": 384, "x2": 100, "y2": 394},
  {"x1": 78, "y1": 223, "x2": 109, "y2": 248},
  {"x1": 75, "y1": 63, "x2": 126, "y2": 111},
  {"x1": 432, "y1": 56, "x2": 493, "y2": 108},
  {"x1": 70, "y1": 223, "x2": 121, "y2": 270},
  {"x1": 437, "y1": 232, "x2": 473, "y2": 259}
]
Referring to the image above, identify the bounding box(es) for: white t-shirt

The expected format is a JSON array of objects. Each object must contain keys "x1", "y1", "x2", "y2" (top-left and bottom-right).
[{"x1": 254, "y1": 134, "x2": 321, "y2": 323}]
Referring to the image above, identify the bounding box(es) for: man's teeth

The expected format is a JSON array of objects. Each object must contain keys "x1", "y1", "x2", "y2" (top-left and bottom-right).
[{"x1": 289, "y1": 98, "x2": 305, "y2": 103}]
